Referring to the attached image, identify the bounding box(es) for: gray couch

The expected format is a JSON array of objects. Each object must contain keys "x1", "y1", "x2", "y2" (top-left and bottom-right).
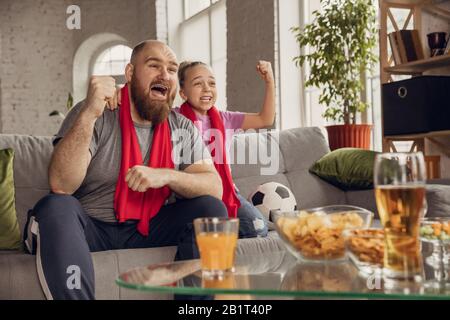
[{"x1": 0, "y1": 126, "x2": 445, "y2": 299}]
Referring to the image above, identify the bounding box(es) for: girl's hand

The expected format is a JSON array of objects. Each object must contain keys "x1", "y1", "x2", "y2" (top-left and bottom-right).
[
  {"x1": 106, "y1": 86, "x2": 122, "y2": 111},
  {"x1": 256, "y1": 61, "x2": 274, "y2": 84}
]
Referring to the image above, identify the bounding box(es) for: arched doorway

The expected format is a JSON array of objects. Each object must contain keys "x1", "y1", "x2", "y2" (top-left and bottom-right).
[{"x1": 73, "y1": 33, "x2": 130, "y2": 104}]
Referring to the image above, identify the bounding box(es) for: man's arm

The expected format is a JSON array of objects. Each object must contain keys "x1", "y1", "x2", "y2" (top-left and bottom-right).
[
  {"x1": 48, "y1": 76, "x2": 116, "y2": 194},
  {"x1": 125, "y1": 159, "x2": 223, "y2": 200},
  {"x1": 168, "y1": 160, "x2": 223, "y2": 199},
  {"x1": 48, "y1": 112, "x2": 95, "y2": 194}
]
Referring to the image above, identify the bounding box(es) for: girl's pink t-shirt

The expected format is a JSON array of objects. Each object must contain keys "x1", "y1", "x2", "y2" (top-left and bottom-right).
[{"x1": 173, "y1": 107, "x2": 245, "y2": 157}]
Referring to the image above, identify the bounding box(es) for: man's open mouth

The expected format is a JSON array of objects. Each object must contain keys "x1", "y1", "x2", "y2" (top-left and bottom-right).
[{"x1": 150, "y1": 84, "x2": 169, "y2": 98}]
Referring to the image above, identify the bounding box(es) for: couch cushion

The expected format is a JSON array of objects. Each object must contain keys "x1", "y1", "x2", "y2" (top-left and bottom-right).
[
  {"x1": 0, "y1": 149, "x2": 21, "y2": 250},
  {"x1": 285, "y1": 170, "x2": 346, "y2": 209},
  {"x1": 0, "y1": 246, "x2": 177, "y2": 300},
  {"x1": 426, "y1": 184, "x2": 450, "y2": 217},
  {"x1": 345, "y1": 189, "x2": 379, "y2": 219},
  {"x1": 275, "y1": 127, "x2": 345, "y2": 209},
  {"x1": 0, "y1": 252, "x2": 45, "y2": 299},
  {"x1": 0, "y1": 135, "x2": 53, "y2": 234},
  {"x1": 230, "y1": 130, "x2": 286, "y2": 179},
  {"x1": 0, "y1": 135, "x2": 53, "y2": 189},
  {"x1": 278, "y1": 127, "x2": 330, "y2": 172},
  {"x1": 14, "y1": 187, "x2": 49, "y2": 236}
]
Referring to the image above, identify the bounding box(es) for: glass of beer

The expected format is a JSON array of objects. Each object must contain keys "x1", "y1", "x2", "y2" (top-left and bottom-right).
[
  {"x1": 194, "y1": 217, "x2": 239, "y2": 278},
  {"x1": 374, "y1": 152, "x2": 426, "y2": 284}
]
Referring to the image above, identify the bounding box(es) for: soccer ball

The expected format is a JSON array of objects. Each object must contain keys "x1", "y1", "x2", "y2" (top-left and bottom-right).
[{"x1": 248, "y1": 182, "x2": 298, "y2": 223}]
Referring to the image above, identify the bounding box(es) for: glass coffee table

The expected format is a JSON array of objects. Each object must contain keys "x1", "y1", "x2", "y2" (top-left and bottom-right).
[{"x1": 116, "y1": 249, "x2": 450, "y2": 300}]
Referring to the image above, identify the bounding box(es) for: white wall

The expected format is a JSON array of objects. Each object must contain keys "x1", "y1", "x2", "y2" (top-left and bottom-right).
[{"x1": 277, "y1": 0, "x2": 303, "y2": 129}]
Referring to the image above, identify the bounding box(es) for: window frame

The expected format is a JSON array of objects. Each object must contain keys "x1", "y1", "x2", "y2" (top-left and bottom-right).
[
  {"x1": 180, "y1": 0, "x2": 225, "y2": 66},
  {"x1": 183, "y1": 0, "x2": 221, "y2": 21},
  {"x1": 90, "y1": 44, "x2": 132, "y2": 84},
  {"x1": 175, "y1": 0, "x2": 227, "y2": 108}
]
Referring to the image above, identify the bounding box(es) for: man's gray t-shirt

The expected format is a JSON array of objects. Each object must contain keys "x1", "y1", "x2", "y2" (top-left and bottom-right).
[{"x1": 54, "y1": 102, "x2": 211, "y2": 223}]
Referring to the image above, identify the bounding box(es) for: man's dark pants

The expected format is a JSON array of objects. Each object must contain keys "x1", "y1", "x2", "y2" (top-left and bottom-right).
[{"x1": 29, "y1": 194, "x2": 228, "y2": 300}]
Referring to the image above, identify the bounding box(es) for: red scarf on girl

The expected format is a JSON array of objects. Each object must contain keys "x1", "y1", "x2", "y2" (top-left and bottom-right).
[
  {"x1": 179, "y1": 102, "x2": 240, "y2": 218},
  {"x1": 114, "y1": 84, "x2": 174, "y2": 236}
]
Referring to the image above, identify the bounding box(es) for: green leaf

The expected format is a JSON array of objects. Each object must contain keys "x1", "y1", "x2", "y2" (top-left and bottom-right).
[
  {"x1": 49, "y1": 111, "x2": 66, "y2": 119},
  {"x1": 66, "y1": 92, "x2": 74, "y2": 110}
]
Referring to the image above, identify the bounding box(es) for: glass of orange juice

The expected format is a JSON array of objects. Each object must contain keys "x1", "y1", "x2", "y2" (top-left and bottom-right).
[{"x1": 194, "y1": 217, "x2": 239, "y2": 278}]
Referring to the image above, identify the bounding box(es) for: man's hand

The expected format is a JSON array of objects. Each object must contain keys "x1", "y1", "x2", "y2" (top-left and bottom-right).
[
  {"x1": 125, "y1": 166, "x2": 170, "y2": 192},
  {"x1": 83, "y1": 76, "x2": 118, "y2": 119},
  {"x1": 256, "y1": 60, "x2": 274, "y2": 84}
]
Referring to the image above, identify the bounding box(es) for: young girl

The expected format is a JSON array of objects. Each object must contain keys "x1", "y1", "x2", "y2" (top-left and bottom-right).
[{"x1": 174, "y1": 60, "x2": 275, "y2": 238}]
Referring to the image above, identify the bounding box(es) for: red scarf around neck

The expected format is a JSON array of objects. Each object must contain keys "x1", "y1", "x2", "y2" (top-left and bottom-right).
[
  {"x1": 114, "y1": 84, "x2": 174, "y2": 236},
  {"x1": 179, "y1": 102, "x2": 240, "y2": 218}
]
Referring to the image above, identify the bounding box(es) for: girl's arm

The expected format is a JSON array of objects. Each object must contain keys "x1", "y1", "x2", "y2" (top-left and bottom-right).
[{"x1": 241, "y1": 61, "x2": 276, "y2": 130}]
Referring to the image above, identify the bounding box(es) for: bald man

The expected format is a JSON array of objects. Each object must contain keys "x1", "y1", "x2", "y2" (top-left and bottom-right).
[{"x1": 28, "y1": 40, "x2": 227, "y2": 300}]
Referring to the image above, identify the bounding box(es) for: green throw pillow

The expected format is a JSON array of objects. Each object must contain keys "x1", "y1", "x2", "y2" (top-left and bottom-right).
[
  {"x1": 309, "y1": 148, "x2": 378, "y2": 191},
  {"x1": 0, "y1": 149, "x2": 21, "y2": 250}
]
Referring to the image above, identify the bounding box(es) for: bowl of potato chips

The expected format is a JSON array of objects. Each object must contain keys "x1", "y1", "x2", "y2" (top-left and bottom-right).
[
  {"x1": 272, "y1": 205, "x2": 374, "y2": 262},
  {"x1": 344, "y1": 228, "x2": 384, "y2": 275}
]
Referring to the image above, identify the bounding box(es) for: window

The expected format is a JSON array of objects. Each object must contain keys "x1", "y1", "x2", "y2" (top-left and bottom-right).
[
  {"x1": 302, "y1": 0, "x2": 328, "y2": 128},
  {"x1": 184, "y1": 0, "x2": 210, "y2": 18},
  {"x1": 168, "y1": 0, "x2": 227, "y2": 109},
  {"x1": 298, "y1": 1, "x2": 386, "y2": 150},
  {"x1": 184, "y1": 0, "x2": 221, "y2": 18},
  {"x1": 277, "y1": 0, "x2": 303, "y2": 130},
  {"x1": 92, "y1": 44, "x2": 132, "y2": 84}
]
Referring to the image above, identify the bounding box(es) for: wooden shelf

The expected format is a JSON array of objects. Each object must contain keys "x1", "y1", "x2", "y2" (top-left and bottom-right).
[
  {"x1": 385, "y1": 130, "x2": 450, "y2": 140},
  {"x1": 384, "y1": 130, "x2": 450, "y2": 159},
  {"x1": 382, "y1": 0, "x2": 447, "y2": 5},
  {"x1": 382, "y1": 0, "x2": 450, "y2": 20},
  {"x1": 380, "y1": 0, "x2": 450, "y2": 168},
  {"x1": 423, "y1": 3, "x2": 450, "y2": 21},
  {"x1": 384, "y1": 54, "x2": 450, "y2": 75}
]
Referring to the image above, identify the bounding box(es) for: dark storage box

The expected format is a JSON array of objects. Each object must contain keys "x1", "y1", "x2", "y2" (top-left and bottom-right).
[{"x1": 382, "y1": 76, "x2": 450, "y2": 136}]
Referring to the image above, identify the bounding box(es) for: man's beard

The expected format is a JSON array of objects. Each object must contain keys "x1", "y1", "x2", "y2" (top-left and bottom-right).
[{"x1": 130, "y1": 75, "x2": 174, "y2": 124}]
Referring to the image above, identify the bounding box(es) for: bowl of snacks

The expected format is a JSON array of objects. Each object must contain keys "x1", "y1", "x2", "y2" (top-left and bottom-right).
[
  {"x1": 420, "y1": 218, "x2": 450, "y2": 243},
  {"x1": 420, "y1": 218, "x2": 450, "y2": 269},
  {"x1": 344, "y1": 228, "x2": 384, "y2": 275},
  {"x1": 272, "y1": 205, "x2": 374, "y2": 262}
]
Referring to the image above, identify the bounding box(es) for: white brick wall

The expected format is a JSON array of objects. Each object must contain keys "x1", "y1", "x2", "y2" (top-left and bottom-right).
[
  {"x1": 73, "y1": 0, "x2": 157, "y2": 51},
  {"x1": 0, "y1": 0, "x2": 157, "y2": 136},
  {"x1": 0, "y1": 0, "x2": 74, "y2": 135}
]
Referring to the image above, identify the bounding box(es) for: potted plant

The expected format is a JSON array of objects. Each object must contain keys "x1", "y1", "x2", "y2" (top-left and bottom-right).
[{"x1": 292, "y1": 0, "x2": 378, "y2": 150}]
